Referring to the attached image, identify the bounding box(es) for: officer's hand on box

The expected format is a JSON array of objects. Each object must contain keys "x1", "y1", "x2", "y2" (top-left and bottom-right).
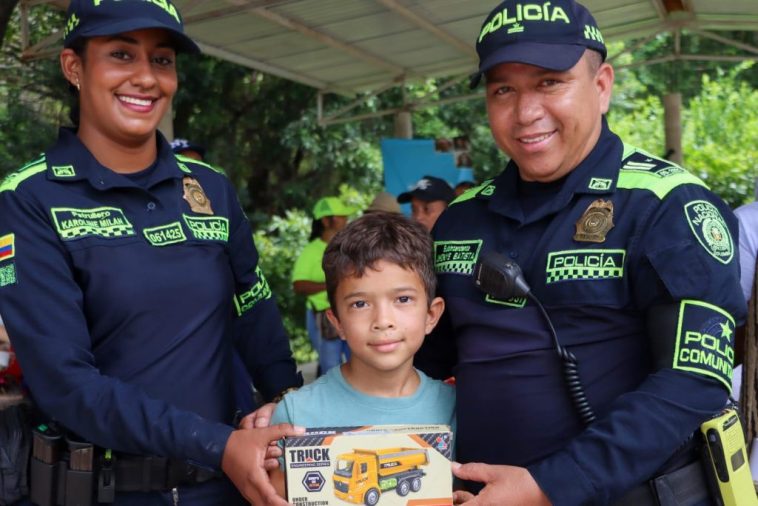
[
  {"x1": 452, "y1": 462, "x2": 552, "y2": 505},
  {"x1": 222, "y1": 423, "x2": 305, "y2": 505}
]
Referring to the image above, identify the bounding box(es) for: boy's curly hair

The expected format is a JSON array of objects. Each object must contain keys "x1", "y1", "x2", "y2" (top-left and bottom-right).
[{"x1": 323, "y1": 212, "x2": 436, "y2": 313}]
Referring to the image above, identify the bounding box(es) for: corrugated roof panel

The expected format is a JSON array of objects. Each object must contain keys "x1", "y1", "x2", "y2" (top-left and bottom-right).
[
  {"x1": 273, "y1": 0, "x2": 385, "y2": 27},
  {"x1": 148, "y1": 0, "x2": 758, "y2": 93},
  {"x1": 188, "y1": 15, "x2": 283, "y2": 46},
  {"x1": 228, "y1": 34, "x2": 337, "y2": 60},
  {"x1": 318, "y1": 11, "x2": 417, "y2": 43}
]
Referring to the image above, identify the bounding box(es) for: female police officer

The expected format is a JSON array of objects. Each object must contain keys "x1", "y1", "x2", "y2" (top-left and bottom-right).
[{"x1": 0, "y1": 0, "x2": 302, "y2": 504}]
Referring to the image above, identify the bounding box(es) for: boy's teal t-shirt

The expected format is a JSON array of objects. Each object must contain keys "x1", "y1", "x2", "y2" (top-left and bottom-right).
[{"x1": 271, "y1": 365, "x2": 456, "y2": 431}]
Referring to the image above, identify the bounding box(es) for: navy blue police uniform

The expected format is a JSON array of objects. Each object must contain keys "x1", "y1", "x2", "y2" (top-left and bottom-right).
[
  {"x1": 416, "y1": 120, "x2": 745, "y2": 504},
  {"x1": 0, "y1": 128, "x2": 301, "y2": 503}
]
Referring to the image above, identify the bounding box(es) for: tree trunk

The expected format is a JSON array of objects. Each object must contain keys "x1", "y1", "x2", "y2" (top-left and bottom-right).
[{"x1": 0, "y1": 0, "x2": 20, "y2": 47}]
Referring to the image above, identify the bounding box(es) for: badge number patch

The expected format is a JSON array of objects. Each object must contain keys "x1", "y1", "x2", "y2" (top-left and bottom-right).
[
  {"x1": 434, "y1": 240, "x2": 483, "y2": 275},
  {"x1": 684, "y1": 200, "x2": 733, "y2": 264},
  {"x1": 143, "y1": 222, "x2": 187, "y2": 247}
]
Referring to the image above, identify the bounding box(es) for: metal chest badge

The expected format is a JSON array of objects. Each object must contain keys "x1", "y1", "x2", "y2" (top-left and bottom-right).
[
  {"x1": 574, "y1": 199, "x2": 614, "y2": 243},
  {"x1": 182, "y1": 177, "x2": 213, "y2": 215}
]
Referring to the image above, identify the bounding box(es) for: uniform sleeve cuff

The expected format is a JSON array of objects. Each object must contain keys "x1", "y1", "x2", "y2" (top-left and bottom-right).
[
  {"x1": 528, "y1": 452, "x2": 598, "y2": 506},
  {"x1": 187, "y1": 423, "x2": 235, "y2": 470}
]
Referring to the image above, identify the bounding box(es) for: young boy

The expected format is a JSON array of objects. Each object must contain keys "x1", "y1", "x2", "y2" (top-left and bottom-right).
[{"x1": 269, "y1": 212, "x2": 455, "y2": 492}]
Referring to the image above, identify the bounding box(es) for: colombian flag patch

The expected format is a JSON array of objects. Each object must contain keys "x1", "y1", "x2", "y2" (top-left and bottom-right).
[{"x1": 0, "y1": 233, "x2": 15, "y2": 261}]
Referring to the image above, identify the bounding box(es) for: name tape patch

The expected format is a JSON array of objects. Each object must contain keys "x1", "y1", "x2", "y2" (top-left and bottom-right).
[
  {"x1": 434, "y1": 240, "x2": 483, "y2": 276},
  {"x1": 51, "y1": 207, "x2": 135, "y2": 241}
]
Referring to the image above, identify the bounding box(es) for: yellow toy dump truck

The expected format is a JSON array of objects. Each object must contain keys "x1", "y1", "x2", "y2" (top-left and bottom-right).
[{"x1": 333, "y1": 447, "x2": 429, "y2": 505}]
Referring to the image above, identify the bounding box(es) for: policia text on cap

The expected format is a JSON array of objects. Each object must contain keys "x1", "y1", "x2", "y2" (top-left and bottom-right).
[
  {"x1": 0, "y1": 0, "x2": 304, "y2": 505},
  {"x1": 414, "y1": 0, "x2": 746, "y2": 504}
]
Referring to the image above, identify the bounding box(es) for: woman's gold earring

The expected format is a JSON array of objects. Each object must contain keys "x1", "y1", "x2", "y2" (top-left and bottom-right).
[{"x1": 76, "y1": 81, "x2": 80, "y2": 91}]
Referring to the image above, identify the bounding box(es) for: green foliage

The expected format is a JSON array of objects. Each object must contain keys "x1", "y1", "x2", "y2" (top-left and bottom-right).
[
  {"x1": 0, "y1": 5, "x2": 67, "y2": 175},
  {"x1": 682, "y1": 63, "x2": 758, "y2": 207},
  {"x1": 253, "y1": 209, "x2": 314, "y2": 363},
  {"x1": 252, "y1": 185, "x2": 371, "y2": 364}
]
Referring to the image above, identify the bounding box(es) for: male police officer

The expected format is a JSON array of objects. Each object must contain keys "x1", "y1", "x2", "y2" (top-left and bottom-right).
[{"x1": 415, "y1": 1, "x2": 745, "y2": 504}]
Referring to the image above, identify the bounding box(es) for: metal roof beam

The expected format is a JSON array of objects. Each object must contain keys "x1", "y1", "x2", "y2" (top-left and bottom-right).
[
  {"x1": 607, "y1": 29, "x2": 667, "y2": 64},
  {"x1": 688, "y1": 28, "x2": 758, "y2": 56},
  {"x1": 373, "y1": 0, "x2": 476, "y2": 58},
  {"x1": 648, "y1": 0, "x2": 668, "y2": 20},
  {"x1": 318, "y1": 87, "x2": 483, "y2": 127},
  {"x1": 183, "y1": 0, "x2": 289, "y2": 24},
  {"x1": 616, "y1": 53, "x2": 757, "y2": 70},
  {"x1": 200, "y1": 44, "x2": 336, "y2": 91},
  {"x1": 249, "y1": 6, "x2": 407, "y2": 76}
]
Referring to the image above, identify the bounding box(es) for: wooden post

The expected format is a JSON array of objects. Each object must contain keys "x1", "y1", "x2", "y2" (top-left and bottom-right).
[
  {"x1": 663, "y1": 93, "x2": 682, "y2": 165},
  {"x1": 158, "y1": 102, "x2": 174, "y2": 141},
  {"x1": 394, "y1": 110, "x2": 412, "y2": 139}
]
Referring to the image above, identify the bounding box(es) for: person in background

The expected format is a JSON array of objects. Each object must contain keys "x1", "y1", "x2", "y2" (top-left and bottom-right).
[
  {"x1": 732, "y1": 202, "x2": 758, "y2": 414},
  {"x1": 454, "y1": 180, "x2": 476, "y2": 197},
  {"x1": 0, "y1": 1, "x2": 302, "y2": 504},
  {"x1": 292, "y1": 197, "x2": 353, "y2": 375},
  {"x1": 269, "y1": 212, "x2": 455, "y2": 496},
  {"x1": 365, "y1": 190, "x2": 402, "y2": 214},
  {"x1": 397, "y1": 175, "x2": 454, "y2": 232},
  {"x1": 416, "y1": 0, "x2": 745, "y2": 504},
  {"x1": 170, "y1": 138, "x2": 206, "y2": 162}
]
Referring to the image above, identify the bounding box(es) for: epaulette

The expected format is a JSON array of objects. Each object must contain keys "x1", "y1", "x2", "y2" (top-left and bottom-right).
[
  {"x1": 0, "y1": 156, "x2": 47, "y2": 193},
  {"x1": 174, "y1": 154, "x2": 226, "y2": 176},
  {"x1": 449, "y1": 178, "x2": 495, "y2": 206},
  {"x1": 617, "y1": 144, "x2": 707, "y2": 199}
]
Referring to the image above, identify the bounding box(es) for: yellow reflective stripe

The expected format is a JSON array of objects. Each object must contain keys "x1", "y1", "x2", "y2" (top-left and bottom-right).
[
  {"x1": 617, "y1": 170, "x2": 708, "y2": 200},
  {"x1": 449, "y1": 179, "x2": 494, "y2": 206},
  {"x1": 0, "y1": 161, "x2": 47, "y2": 193},
  {"x1": 175, "y1": 154, "x2": 225, "y2": 175}
]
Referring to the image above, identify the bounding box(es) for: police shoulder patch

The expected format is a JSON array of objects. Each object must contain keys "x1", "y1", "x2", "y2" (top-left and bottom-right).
[
  {"x1": 684, "y1": 200, "x2": 734, "y2": 264},
  {"x1": 672, "y1": 300, "x2": 735, "y2": 391}
]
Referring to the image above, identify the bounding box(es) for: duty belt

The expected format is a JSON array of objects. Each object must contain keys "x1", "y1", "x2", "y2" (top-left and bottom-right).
[
  {"x1": 30, "y1": 424, "x2": 221, "y2": 506},
  {"x1": 613, "y1": 459, "x2": 713, "y2": 506}
]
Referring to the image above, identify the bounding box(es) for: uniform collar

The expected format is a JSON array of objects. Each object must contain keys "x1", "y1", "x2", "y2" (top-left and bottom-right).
[
  {"x1": 484, "y1": 118, "x2": 623, "y2": 224},
  {"x1": 45, "y1": 127, "x2": 186, "y2": 190}
]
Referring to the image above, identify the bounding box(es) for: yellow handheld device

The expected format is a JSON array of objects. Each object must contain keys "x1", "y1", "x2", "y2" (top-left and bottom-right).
[{"x1": 700, "y1": 408, "x2": 758, "y2": 506}]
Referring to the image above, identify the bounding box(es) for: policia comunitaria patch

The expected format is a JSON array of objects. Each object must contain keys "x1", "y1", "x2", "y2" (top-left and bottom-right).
[{"x1": 672, "y1": 299, "x2": 735, "y2": 391}]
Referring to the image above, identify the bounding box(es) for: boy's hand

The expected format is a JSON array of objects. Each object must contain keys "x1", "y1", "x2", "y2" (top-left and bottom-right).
[
  {"x1": 451, "y1": 462, "x2": 552, "y2": 506},
  {"x1": 222, "y1": 424, "x2": 304, "y2": 505}
]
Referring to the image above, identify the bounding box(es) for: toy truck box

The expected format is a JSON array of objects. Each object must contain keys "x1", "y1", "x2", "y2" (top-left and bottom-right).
[{"x1": 284, "y1": 424, "x2": 453, "y2": 506}]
